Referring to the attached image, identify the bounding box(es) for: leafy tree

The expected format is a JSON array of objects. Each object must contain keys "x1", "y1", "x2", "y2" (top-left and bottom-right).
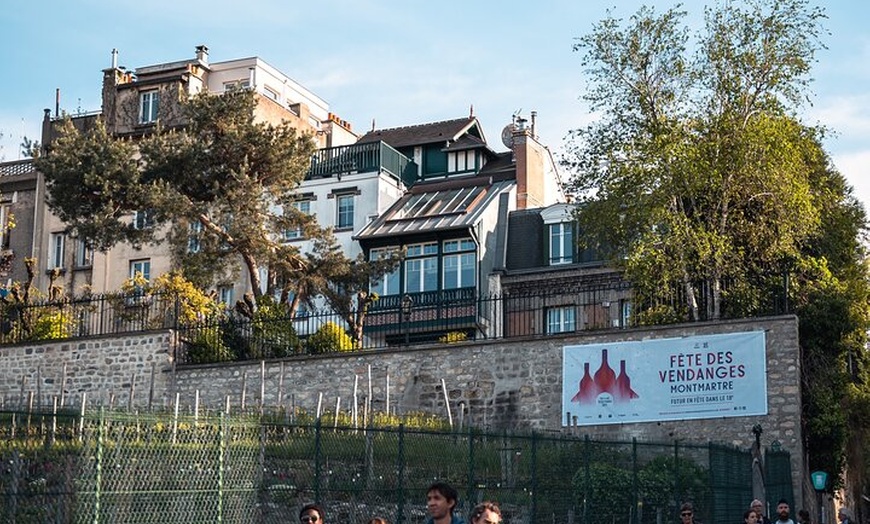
[
  {"x1": 565, "y1": 0, "x2": 826, "y2": 320},
  {"x1": 311, "y1": 236, "x2": 402, "y2": 347},
  {"x1": 34, "y1": 118, "x2": 155, "y2": 251},
  {"x1": 35, "y1": 90, "x2": 317, "y2": 300},
  {"x1": 568, "y1": 0, "x2": 870, "y2": 495},
  {"x1": 142, "y1": 90, "x2": 317, "y2": 298}
]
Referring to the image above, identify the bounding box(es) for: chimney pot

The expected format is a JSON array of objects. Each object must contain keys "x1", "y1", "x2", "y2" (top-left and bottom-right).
[{"x1": 195, "y1": 45, "x2": 209, "y2": 64}]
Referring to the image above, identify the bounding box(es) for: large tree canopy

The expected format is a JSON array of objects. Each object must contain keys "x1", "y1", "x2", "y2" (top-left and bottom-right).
[
  {"x1": 567, "y1": 0, "x2": 869, "y2": 494},
  {"x1": 37, "y1": 90, "x2": 317, "y2": 297},
  {"x1": 565, "y1": 0, "x2": 827, "y2": 320}
]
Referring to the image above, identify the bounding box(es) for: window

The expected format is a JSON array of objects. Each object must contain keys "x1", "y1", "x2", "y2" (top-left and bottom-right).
[
  {"x1": 405, "y1": 242, "x2": 438, "y2": 293},
  {"x1": 549, "y1": 223, "x2": 574, "y2": 265},
  {"x1": 188, "y1": 221, "x2": 202, "y2": 253},
  {"x1": 337, "y1": 194, "x2": 354, "y2": 229},
  {"x1": 263, "y1": 86, "x2": 280, "y2": 101},
  {"x1": 133, "y1": 209, "x2": 155, "y2": 230},
  {"x1": 284, "y1": 200, "x2": 311, "y2": 240},
  {"x1": 0, "y1": 205, "x2": 11, "y2": 249},
  {"x1": 49, "y1": 233, "x2": 65, "y2": 269},
  {"x1": 370, "y1": 248, "x2": 400, "y2": 296},
  {"x1": 547, "y1": 306, "x2": 576, "y2": 334},
  {"x1": 443, "y1": 238, "x2": 476, "y2": 289},
  {"x1": 74, "y1": 239, "x2": 93, "y2": 267},
  {"x1": 223, "y1": 80, "x2": 250, "y2": 92},
  {"x1": 448, "y1": 150, "x2": 476, "y2": 173},
  {"x1": 218, "y1": 286, "x2": 234, "y2": 306},
  {"x1": 139, "y1": 90, "x2": 159, "y2": 124},
  {"x1": 129, "y1": 259, "x2": 151, "y2": 281}
]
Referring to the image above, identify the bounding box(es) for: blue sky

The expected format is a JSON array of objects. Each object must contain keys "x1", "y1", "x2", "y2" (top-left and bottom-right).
[{"x1": 1, "y1": 0, "x2": 868, "y2": 212}]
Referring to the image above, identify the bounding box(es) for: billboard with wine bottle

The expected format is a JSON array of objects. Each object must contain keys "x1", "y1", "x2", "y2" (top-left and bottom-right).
[{"x1": 561, "y1": 331, "x2": 767, "y2": 425}]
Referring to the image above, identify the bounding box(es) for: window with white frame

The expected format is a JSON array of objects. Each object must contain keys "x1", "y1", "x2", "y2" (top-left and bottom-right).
[
  {"x1": 188, "y1": 221, "x2": 202, "y2": 253},
  {"x1": 547, "y1": 306, "x2": 576, "y2": 334},
  {"x1": 223, "y1": 79, "x2": 250, "y2": 92},
  {"x1": 404, "y1": 242, "x2": 438, "y2": 293},
  {"x1": 139, "y1": 90, "x2": 159, "y2": 124},
  {"x1": 74, "y1": 239, "x2": 93, "y2": 267},
  {"x1": 442, "y1": 238, "x2": 476, "y2": 289},
  {"x1": 263, "y1": 86, "x2": 280, "y2": 101},
  {"x1": 447, "y1": 150, "x2": 475, "y2": 173},
  {"x1": 549, "y1": 222, "x2": 574, "y2": 265},
  {"x1": 336, "y1": 194, "x2": 354, "y2": 229},
  {"x1": 129, "y1": 259, "x2": 151, "y2": 281},
  {"x1": 49, "y1": 233, "x2": 65, "y2": 269},
  {"x1": 370, "y1": 247, "x2": 400, "y2": 296},
  {"x1": 284, "y1": 200, "x2": 311, "y2": 240}
]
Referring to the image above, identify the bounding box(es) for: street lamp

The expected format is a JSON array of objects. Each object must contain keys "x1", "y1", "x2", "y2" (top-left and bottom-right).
[{"x1": 401, "y1": 294, "x2": 414, "y2": 345}]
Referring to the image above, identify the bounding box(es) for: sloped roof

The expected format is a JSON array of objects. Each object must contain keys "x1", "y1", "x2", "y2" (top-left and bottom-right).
[
  {"x1": 355, "y1": 175, "x2": 515, "y2": 241},
  {"x1": 357, "y1": 117, "x2": 479, "y2": 148}
]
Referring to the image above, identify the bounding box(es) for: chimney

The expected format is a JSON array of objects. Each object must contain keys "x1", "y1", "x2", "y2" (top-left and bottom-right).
[
  {"x1": 101, "y1": 48, "x2": 126, "y2": 133},
  {"x1": 195, "y1": 45, "x2": 209, "y2": 65},
  {"x1": 530, "y1": 110, "x2": 537, "y2": 139},
  {"x1": 513, "y1": 123, "x2": 546, "y2": 210}
]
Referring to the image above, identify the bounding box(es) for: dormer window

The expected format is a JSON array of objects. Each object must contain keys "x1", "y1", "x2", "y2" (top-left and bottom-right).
[
  {"x1": 447, "y1": 150, "x2": 476, "y2": 173},
  {"x1": 139, "y1": 90, "x2": 159, "y2": 124},
  {"x1": 549, "y1": 222, "x2": 574, "y2": 265}
]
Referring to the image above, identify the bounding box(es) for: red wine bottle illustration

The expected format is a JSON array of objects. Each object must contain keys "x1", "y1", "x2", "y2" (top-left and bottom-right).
[
  {"x1": 571, "y1": 362, "x2": 598, "y2": 403},
  {"x1": 593, "y1": 348, "x2": 616, "y2": 395},
  {"x1": 615, "y1": 359, "x2": 639, "y2": 403}
]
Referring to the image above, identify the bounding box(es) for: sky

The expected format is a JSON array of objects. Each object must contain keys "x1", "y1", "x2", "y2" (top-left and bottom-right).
[{"x1": 1, "y1": 0, "x2": 868, "y2": 213}]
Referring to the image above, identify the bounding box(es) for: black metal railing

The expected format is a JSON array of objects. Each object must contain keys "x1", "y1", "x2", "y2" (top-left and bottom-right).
[
  {"x1": 308, "y1": 140, "x2": 418, "y2": 183},
  {"x1": 0, "y1": 275, "x2": 790, "y2": 362}
]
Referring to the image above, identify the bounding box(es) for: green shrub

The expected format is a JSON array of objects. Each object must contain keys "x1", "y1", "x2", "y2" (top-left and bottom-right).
[
  {"x1": 307, "y1": 321, "x2": 354, "y2": 354},
  {"x1": 251, "y1": 296, "x2": 301, "y2": 357},
  {"x1": 12, "y1": 309, "x2": 76, "y2": 341},
  {"x1": 185, "y1": 326, "x2": 234, "y2": 364}
]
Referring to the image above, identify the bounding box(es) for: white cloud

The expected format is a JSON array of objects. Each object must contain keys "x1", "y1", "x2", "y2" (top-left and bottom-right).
[
  {"x1": 808, "y1": 94, "x2": 870, "y2": 139},
  {"x1": 831, "y1": 150, "x2": 870, "y2": 213}
]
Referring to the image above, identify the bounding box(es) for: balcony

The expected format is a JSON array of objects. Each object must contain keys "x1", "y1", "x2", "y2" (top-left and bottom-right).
[{"x1": 307, "y1": 141, "x2": 418, "y2": 185}]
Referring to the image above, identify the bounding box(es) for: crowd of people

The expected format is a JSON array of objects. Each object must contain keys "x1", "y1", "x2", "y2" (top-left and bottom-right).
[{"x1": 295, "y1": 484, "x2": 857, "y2": 524}]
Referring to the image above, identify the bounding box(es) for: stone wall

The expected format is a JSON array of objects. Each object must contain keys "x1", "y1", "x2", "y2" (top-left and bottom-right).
[
  {"x1": 0, "y1": 332, "x2": 174, "y2": 408},
  {"x1": 0, "y1": 316, "x2": 802, "y2": 505}
]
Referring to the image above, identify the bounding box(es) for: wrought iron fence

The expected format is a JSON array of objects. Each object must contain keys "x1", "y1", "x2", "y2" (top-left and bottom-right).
[
  {"x1": 0, "y1": 407, "x2": 792, "y2": 524},
  {"x1": 0, "y1": 275, "x2": 789, "y2": 361}
]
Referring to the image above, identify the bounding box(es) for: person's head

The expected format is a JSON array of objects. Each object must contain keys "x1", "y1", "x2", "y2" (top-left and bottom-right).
[
  {"x1": 838, "y1": 508, "x2": 853, "y2": 522},
  {"x1": 367, "y1": 519, "x2": 389, "y2": 524},
  {"x1": 470, "y1": 502, "x2": 502, "y2": 524},
  {"x1": 751, "y1": 500, "x2": 765, "y2": 516},
  {"x1": 427, "y1": 482, "x2": 459, "y2": 520},
  {"x1": 777, "y1": 500, "x2": 790, "y2": 520},
  {"x1": 798, "y1": 509, "x2": 810, "y2": 523},
  {"x1": 300, "y1": 504, "x2": 324, "y2": 524},
  {"x1": 745, "y1": 510, "x2": 760, "y2": 524},
  {"x1": 680, "y1": 503, "x2": 695, "y2": 523}
]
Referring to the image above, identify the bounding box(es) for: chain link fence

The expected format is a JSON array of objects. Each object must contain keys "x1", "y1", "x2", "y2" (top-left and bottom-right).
[{"x1": 0, "y1": 409, "x2": 791, "y2": 524}]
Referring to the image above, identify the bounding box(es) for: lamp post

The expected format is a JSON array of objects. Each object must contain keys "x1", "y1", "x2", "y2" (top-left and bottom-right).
[{"x1": 401, "y1": 294, "x2": 414, "y2": 346}]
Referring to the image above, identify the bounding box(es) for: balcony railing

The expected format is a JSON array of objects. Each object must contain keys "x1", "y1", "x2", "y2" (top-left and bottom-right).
[{"x1": 307, "y1": 141, "x2": 418, "y2": 184}]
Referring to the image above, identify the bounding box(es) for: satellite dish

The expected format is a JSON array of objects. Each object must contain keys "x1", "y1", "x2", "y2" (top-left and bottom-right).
[{"x1": 501, "y1": 123, "x2": 518, "y2": 149}]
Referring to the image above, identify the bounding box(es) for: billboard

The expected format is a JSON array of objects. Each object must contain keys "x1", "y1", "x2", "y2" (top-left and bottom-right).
[{"x1": 561, "y1": 331, "x2": 767, "y2": 426}]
